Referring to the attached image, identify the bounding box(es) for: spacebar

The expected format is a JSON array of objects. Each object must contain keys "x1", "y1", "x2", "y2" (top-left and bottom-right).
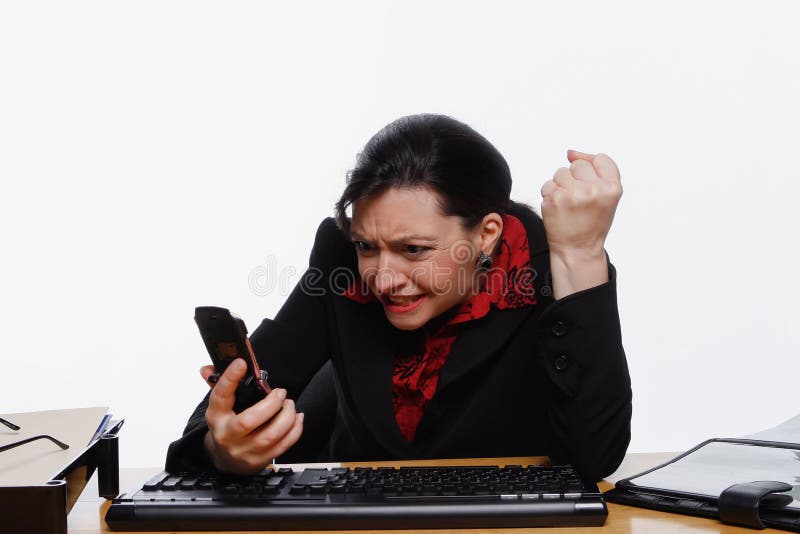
[{"x1": 385, "y1": 494, "x2": 513, "y2": 502}]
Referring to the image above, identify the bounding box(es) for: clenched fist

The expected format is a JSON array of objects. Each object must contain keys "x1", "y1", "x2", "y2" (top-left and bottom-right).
[{"x1": 540, "y1": 150, "x2": 622, "y2": 299}]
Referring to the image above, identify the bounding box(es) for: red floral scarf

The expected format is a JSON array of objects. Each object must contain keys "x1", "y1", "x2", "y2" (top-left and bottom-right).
[{"x1": 343, "y1": 214, "x2": 537, "y2": 442}]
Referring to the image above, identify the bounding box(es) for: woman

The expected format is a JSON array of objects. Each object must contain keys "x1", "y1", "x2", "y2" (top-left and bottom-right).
[{"x1": 166, "y1": 114, "x2": 631, "y2": 482}]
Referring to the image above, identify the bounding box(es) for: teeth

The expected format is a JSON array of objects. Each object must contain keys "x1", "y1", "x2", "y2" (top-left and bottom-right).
[{"x1": 388, "y1": 295, "x2": 421, "y2": 305}]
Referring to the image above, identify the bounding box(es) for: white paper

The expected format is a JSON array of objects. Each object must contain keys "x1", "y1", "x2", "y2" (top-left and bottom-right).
[
  {"x1": 741, "y1": 413, "x2": 800, "y2": 444},
  {"x1": 628, "y1": 441, "x2": 800, "y2": 509},
  {"x1": 0, "y1": 406, "x2": 109, "y2": 486}
]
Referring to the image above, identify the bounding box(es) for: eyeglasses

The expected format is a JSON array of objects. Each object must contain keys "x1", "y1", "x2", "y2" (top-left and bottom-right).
[
  {"x1": 0, "y1": 417, "x2": 20, "y2": 431},
  {"x1": 0, "y1": 417, "x2": 70, "y2": 453}
]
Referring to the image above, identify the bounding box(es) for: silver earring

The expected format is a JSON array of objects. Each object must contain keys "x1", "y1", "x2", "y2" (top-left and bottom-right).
[{"x1": 476, "y1": 251, "x2": 493, "y2": 270}]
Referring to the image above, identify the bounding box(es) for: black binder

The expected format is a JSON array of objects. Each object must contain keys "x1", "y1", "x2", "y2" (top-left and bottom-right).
[{"x1": 605, "y1": 438, "x2": 800, "y2": 531}]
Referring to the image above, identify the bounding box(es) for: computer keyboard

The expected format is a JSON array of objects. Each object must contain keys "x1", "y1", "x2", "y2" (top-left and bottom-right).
[{"x1": 106, "y1": 464, "x2": 607, "y2": 530}]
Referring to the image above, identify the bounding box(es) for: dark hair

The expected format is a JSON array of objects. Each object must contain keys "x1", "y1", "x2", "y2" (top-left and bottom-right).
[{"x1": 335, "y1": 114, "x2": 512, "y2": 233}]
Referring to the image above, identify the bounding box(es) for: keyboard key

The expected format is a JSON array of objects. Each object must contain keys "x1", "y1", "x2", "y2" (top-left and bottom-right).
[
  {"x1": 349, "y1": 483, "x2": 366, "y2": 493},
  {"x1": 142, "y1": 473, "x2": 169, "y2": 491},
  {"x1": 179, "y1": 478, "x2": 198, "y2": 490},
  {"x1": 381, "y1": 483, "x2": 399, "y2": 494},
  {"x1": 422, "y1": 484, "x2": 440, "y2": 496},
  {"x1": 289, "y1": 484, "x2": 308, "y2": 495},
  {"x1": 402, "y1": 483, "x2": 418, "y2": 493},
  {"x1": 161, "y1": 476, "x2": 182, "y2": 491},
  {"x1": 242, "y1": 484, "x2": 260, "y2": 496},
  {"x1": 266, "y1": 476, "x2": 284, "y2": 489},
  {"x1": 442, "y1": 484, "x2": 458, "y2": 495},
  {"x1": 221, "y1": 484, "x2": 240, "y2": 496},
  {"x1": 296, "y1": 469, "x2": 333, "y2": 486},
  {"x1": 330, "y1": 482, "x2": 347, "y2": 493}
]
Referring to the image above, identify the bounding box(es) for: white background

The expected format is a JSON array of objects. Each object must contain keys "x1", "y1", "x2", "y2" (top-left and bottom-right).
[{"x1": 2, "y1": 1, "x2": 798, "y2": 468}]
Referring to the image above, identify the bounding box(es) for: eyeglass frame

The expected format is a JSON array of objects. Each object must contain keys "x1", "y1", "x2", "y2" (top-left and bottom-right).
[{"x1": 0, "y1": 416, "x2": 70, "y2": 453}]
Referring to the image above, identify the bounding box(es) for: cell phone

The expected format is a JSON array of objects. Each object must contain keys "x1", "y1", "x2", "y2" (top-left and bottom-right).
[{"x1": 194, "y1": 306, "x2": 271, "y2": 413}]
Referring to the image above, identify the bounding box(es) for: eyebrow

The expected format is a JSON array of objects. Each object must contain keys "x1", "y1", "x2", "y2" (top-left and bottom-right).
[{"x1": 350, "y1": 231, "x2": 438, "y2": 244}]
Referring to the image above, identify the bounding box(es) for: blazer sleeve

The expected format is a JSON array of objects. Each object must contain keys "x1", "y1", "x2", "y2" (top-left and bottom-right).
[
  {"x1": 164, "y1": 218, "x2": 345, "y2": 473},
  {"x1": 536, "y1": 259, "x2": 632, "y2": 482}
]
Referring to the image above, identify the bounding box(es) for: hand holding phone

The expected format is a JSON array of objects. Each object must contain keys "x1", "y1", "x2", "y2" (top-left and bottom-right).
[
  {"x1": 195, "y1": 306, "x2": 305, "y2": 474},
  {"x1": 194, "y1": 306, "x2": 271, "y2": 413},
  {"x1": 200, "y1": 360, "x2": 304, "y2": 474}
]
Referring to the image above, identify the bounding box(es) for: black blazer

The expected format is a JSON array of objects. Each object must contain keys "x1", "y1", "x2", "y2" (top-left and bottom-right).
[{"x1": 166, "y1": 202, "x2": 632, "y2": 481}]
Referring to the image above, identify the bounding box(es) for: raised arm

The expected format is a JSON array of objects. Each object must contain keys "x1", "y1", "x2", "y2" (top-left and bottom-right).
[{"x1": 536, "y1": 151, "x2": 631, "y2": 480}]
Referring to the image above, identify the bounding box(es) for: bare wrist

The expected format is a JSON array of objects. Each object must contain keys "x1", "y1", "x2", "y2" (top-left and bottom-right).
[
  {"x1": 548, "y1": 246, "x2": 609, "y2": 300},
  {"x1": 548, "y1": 244, "x2": 606, "y2": 266}
]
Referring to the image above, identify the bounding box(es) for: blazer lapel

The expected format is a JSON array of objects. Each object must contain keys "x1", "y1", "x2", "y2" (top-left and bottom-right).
[
  {"x1": 437, "y1": 304, "x2": 535, "y2": 392},
  {"x1": 332, "y1": 297, "x2": 411, "y2": 456},
  {"x1": 438, "y1": 202, "x2": 551, "y2": 393}
]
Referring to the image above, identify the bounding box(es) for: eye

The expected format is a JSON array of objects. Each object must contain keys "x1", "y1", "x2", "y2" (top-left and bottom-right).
[
  {"x1": 353, "y1": 241, "x2": 374, "y2": 253},
  {"x1": 404, "y1": 245, "x2": 430, "y2": 256}
]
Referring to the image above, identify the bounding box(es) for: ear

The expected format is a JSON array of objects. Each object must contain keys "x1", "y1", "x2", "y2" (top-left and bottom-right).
[{"x1": 476, "y1": 213, "x2": 504, "y2": 257}]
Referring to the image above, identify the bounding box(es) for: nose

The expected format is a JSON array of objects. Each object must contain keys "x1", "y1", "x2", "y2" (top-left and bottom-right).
[{"x1": 372, "y1": 253, "x2": 410, "y2": 296}]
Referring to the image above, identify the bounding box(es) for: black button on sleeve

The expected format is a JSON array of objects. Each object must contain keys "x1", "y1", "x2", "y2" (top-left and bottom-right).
[
  {"x1": 554, "y1": 354, "x2": 569, "y2": 371},
  {"x1": 551, "y1": 321, "x2": 568, "y2": 337}
]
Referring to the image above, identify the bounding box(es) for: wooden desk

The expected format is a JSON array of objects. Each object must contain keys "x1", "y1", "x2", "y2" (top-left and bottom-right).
[{"x1": 67, "y1": 453, "x2": 784, "y2": 533}]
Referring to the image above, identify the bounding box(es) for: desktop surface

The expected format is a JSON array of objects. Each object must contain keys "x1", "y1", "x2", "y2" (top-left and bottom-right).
[{"x1": 68, "y1": 453, "x2": 785, "y2": 533}]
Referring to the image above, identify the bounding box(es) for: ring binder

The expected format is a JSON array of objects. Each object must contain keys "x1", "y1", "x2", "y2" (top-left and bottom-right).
[
  {"x1": 718, "y1": 480, "x2": 794, "y2": 529},
  {"x1": 606, "y1": 438, "x2": 800, "y2": 532}
]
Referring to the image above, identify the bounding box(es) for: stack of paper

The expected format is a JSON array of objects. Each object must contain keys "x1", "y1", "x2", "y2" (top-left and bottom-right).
[
  {"x1": 741, "y1": 413, "x2": 800, "y2": 443},
  {"x1": 0, "y1": 407, "x2": 110, "y2": 487}
]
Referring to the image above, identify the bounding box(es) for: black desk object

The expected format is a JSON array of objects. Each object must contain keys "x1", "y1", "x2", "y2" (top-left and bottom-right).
[
  {"x1": 1, "y1": 430, "x2": 120, "y2": 534},
  {"x1": 106, "y1": 463, "x2": 606, "y2": 531},
  {"x1": 606, "y1": 438, "x2": 800, "y2": 532}
]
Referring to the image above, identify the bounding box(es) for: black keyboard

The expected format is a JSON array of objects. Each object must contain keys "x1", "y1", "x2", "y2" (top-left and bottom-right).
[{"x1": 106, "y1": 464, "x2": 607, "y2": 530}]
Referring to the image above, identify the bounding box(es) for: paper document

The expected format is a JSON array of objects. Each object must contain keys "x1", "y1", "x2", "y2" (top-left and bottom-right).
[
  {"x1": 741, "y1": 413, "x2": 800, "y2": 444},
  {"x1": 0, "y1": 406, "x2": 109, "y2": 486}
]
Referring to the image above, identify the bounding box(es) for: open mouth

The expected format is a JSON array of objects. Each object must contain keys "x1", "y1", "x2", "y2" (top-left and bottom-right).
[
  {"x1": 382, "y1": 294, "x2": 427, "y2": 313},
  {"x1": 385, "y1": 294, "x2": 424, "y2": 306}
]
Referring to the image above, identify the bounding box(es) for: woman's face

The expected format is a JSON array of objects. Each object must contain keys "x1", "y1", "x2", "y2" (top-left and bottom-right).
[{"x1": 350, "y1": 186, "x2": 493, "y2": 331}]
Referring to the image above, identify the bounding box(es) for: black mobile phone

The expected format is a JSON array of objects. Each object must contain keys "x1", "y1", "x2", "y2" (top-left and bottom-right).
[{"x1": 194, "y1": 306, "x2": 271, "y2": 413}]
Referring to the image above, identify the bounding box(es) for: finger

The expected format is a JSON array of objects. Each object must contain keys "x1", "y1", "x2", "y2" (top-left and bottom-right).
[
  {"x1": 234, "y1": 388, "x2": 289, "y2": 435},
  {"x1": 200, "y1": 365, "x2": 216, "y2": 388},
  {"x1": 541, "y1": 180, "x2": 558, "y2": 198},
  {"x1": 569, "y1": 159, "x2": 598, "y2": 181},
  {"x1": 541, "y1": 194, "x2": 554, "y2": 212},
  {"x1": 591, "y1": 153, "x2": 621, "y2": 183},
  {"x1": 250, "y1": 398, "x2": 297, "y2": 447},
  {"x1": 207, "y1": 358, "x2": 248, "y2": 418},
  {"x1": 567, "y1": 149, "x2": 595, "y2": 164},
  {"x1": 264, "y1": 412, "x2": 305, "y2": 460},
  {"x1": 553, "y1": 167, "x2": 577, "y2": 190}
]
